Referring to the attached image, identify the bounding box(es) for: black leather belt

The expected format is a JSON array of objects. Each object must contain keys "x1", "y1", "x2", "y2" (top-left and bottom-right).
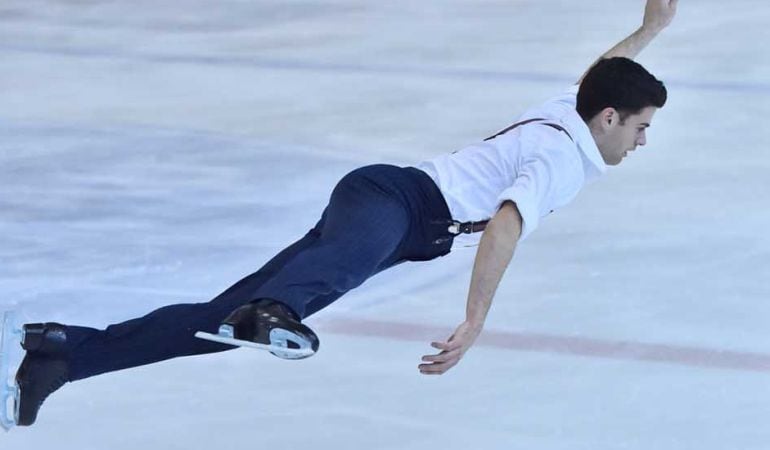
[{"x1": 447, "y1": 219, "x2": 489, "y2": 235}]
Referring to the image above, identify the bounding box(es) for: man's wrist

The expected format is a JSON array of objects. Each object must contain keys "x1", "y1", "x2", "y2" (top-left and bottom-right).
[
  {"x1": 639, "y1": 24, "x2": 663, "y2": 38},
  {"x1": 465, "y1": 316, "x2": 485, "y2": 331}
]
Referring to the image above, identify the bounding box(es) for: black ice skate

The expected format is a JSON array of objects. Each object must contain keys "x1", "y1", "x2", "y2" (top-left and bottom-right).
[
  {"x1": 14, "y1": 322, "x2": 70, "y2": 427},
  {"x1": 195, "y1": 299, "x2": 319, "y2": 360}
]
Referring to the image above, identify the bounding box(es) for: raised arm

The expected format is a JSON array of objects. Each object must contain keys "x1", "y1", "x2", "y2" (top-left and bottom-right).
[{"x1": 577, "y1": 0, "x2": 679, "y2": 84}]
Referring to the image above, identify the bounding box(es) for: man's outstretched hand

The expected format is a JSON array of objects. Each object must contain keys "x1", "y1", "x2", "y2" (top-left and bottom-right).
[
  {"x1": 419, "y1": 321, "x2": 482, "y2": 375},
  {"x1": 643, "y1": 0, "x2": 679, "y2": 33}
]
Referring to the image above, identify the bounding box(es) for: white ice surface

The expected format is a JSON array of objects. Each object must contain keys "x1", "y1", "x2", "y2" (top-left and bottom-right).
[{"x1": 1, "y1": 1, "x2": 770, "y2": 449}]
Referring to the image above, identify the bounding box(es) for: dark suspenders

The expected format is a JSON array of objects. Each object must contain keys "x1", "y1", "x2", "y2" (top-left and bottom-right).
[
  {"x1": 445, "y1": 118, "x2": 573, "y2": 236},
  {"x1": 484, "y1": 117, "x2": 573, "y2": 142}
]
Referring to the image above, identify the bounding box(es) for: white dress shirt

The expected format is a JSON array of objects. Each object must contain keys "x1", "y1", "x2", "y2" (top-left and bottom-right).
[{"x1": 416, "y1": 86, "x2": 607, "y2": 248}]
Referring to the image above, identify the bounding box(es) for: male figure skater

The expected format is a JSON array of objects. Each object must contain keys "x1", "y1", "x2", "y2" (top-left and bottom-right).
[{"x1": 8, "y1": 0, "x2": 678, "y2": 427}]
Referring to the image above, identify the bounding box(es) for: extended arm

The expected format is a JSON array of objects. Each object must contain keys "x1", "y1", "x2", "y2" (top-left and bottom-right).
[
  {"x1": 419, "y1": 201, "x2": 522, "y2": 375},
  {"x1": 577, "y1": 0, "x2": 679, "y2": 83}
]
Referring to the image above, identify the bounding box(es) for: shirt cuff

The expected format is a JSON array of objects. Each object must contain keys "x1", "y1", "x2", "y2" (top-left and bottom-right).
[{"x1": 496, "y1": 187, "x2": 539, "y2": 241}]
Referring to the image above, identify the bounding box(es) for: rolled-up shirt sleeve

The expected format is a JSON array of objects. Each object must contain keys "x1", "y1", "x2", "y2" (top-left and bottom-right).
[{"x1": 495, "y1": 146, "x2": 582, "y2": 241}]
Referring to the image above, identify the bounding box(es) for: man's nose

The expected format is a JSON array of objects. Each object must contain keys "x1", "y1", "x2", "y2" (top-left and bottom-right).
[{"x1": 637, "y1": 132, "x2": 647, "y2": 146}]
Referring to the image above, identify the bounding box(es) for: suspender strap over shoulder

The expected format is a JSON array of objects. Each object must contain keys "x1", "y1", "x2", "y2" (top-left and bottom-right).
[{"x1": 484, "y1": 118, "x2": 573, "y2": 142}]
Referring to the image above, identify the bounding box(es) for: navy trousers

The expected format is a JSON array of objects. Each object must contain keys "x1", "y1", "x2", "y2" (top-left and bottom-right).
[{"x1": 63, "y1": 165, "x2": 455, "y2": 381}]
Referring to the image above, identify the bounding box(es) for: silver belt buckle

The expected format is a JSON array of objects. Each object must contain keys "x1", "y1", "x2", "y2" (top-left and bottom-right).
[{"x1": 447, "y1": 221, "x2": 461, "y2": 235}]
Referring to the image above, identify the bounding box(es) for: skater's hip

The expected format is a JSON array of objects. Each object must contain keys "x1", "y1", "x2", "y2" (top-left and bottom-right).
[{"x1": 336, "y1": 164, "x2": 454, "y2": 261}]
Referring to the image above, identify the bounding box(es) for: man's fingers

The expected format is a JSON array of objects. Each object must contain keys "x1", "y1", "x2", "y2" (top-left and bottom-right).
[
  {"x1": 420, "y1": 354, "x2": 444, "y2": 363},
  {"x1": 431, "y1": 341, "x2": 449, "y2": 350},
  {"x1": 421, "y1": 349, "x2": 460, "y2": 363},
  {"x1": 418, "y1": 359, "x2": 458, "y2": 375},
  {"x1": 419, "y1": 342, "x2": 463, "y2": 374},
  {"x1": 421, "y1": 326, "x2": 474, "y2": 374},
  {"x1": 431, "y1": 340, "x2": 461, "y2": 352}
]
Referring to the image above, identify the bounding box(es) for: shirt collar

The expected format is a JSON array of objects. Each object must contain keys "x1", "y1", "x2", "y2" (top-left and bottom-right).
[{"x1": 560, "y1": 107, "x2": 607, "y2": 181}]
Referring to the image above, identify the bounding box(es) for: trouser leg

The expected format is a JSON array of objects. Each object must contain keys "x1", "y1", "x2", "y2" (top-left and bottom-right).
[{"x1": 66, "y1": 227, "x2": 324, "y2": 381}]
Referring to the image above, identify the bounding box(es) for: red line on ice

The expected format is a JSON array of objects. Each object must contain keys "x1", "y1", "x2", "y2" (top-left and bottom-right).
[{"x1": 317, "y1": 318, "x2": 770, "y2": 373}]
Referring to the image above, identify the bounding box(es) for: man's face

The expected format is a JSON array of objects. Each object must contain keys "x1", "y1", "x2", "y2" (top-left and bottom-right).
[{"x1": 598, "y1": 106, "x2": 657, "y2": 166}]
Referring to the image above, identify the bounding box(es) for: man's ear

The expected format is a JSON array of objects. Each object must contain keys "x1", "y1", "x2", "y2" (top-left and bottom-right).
[
  {"x1": 599, "y1": 106, "x2": 620, "y2": 130},
  {"x1": 600, "y1": 107, "x2": 619, "y2": 129}
]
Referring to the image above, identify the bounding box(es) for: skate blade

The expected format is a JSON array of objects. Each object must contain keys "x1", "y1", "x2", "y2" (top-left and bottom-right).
[
  {"x1": 1, "y1": 312, "x2": 22, "y2": 431},
  {"x1": 1, "y1": 385, "x2": 19, "y2": 432},
  {"x1": 194, "y1": 331, "x2": 315, "y2": 360}
]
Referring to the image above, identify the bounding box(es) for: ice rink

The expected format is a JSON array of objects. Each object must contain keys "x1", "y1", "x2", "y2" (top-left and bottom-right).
[{"x1": 1, "y1": 1, "x2": 769, "y2": 448}]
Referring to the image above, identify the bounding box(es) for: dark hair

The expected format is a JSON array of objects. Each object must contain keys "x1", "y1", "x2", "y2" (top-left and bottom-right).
[{"x1": 577, "y1": 57, "x2": 667, "y2": 123}]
